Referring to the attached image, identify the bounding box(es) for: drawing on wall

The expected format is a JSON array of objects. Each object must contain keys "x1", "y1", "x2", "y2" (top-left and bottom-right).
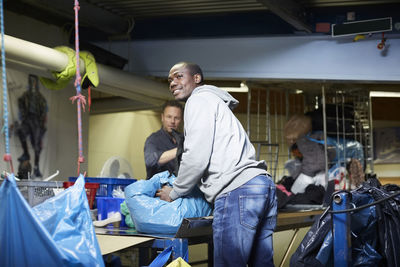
[
  {"x1": 16, "y1": 74, "x2": 48, "y2": 178},
  {"x1": 374, "y1": 127, "x2": 400, "y2": 164}
]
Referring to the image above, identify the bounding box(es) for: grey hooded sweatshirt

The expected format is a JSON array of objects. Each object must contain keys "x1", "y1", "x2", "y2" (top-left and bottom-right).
[{"x1": 169, "y1": 84, "x2": 268, "y2": 203}]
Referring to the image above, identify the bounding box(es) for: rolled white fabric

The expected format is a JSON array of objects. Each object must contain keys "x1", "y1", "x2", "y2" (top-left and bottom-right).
[{"x1": 291, "y1": 173, "x2": 314, "y2": 194}]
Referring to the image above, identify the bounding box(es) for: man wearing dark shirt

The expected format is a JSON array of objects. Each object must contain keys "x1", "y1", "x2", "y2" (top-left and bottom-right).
[{"x1": 144, "y1": 100, "x2": 184, "y2": 179}]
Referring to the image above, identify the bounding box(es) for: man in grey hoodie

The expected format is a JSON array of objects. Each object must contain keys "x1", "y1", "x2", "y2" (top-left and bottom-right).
[{"x1": 156, "y1": 62, "x2": 277, "y2": 266}]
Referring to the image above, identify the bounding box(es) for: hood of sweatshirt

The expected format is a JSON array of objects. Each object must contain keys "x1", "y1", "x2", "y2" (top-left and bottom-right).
[{"x1": 192, "y1": 84, "x2": 239, "y2": 110}]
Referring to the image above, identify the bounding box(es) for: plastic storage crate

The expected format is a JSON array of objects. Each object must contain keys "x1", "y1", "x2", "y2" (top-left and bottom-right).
[
  {"x1": 15, "y1": 180, "x2": 64, "y2": 207},
  {"x1": 63, "y1": 181, "x2": 99, "y2": 209},
  {"x1": 68, "y1": 177, "x2": 136, "y2": 197},
  {"x1": 96, "y1": 196, "x2": 127, "y2": 227}
]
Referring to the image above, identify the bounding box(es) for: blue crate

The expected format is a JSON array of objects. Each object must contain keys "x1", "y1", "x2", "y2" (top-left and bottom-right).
[
  {"x1": 96, "y1": 196, "x2": 127, "y2": 227},
  {"x1": 68, "y1": 177, "x2": 136, "y2": 197}
]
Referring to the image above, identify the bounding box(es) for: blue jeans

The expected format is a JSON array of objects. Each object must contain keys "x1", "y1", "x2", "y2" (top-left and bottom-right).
[{"x1": 213, "y1": 174, "x2": 277, "y2": 267}]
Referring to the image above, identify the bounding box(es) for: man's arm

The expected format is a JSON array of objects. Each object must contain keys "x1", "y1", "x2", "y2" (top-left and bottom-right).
[
  {"x1": 144, "y1": 136, "x2": 163, "y2": 169},
  {"x1": 169, "y1": 94, "x2": 216, "y2": 200},
  {"x1": 145, "y1": 133, "x2": 178, "y2": 167},
  {"x1": 158, "y1": 148, "x2": 178, "y2": 165}
]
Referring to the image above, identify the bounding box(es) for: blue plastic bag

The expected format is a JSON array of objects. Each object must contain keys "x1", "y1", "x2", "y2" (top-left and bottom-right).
[
  {"x1": 125, "y1": 171, "x2": 212, "y2": 234},
  {"x1": 290, "y1": 184, "x2": 381, "y2": 267},
  {"x1": 0, "y1": 174, "x2": 104, "y2": 267},
  {"x1": 328, "y1": 136, "x2": 364, "y2": 167},
  {"x1": 307, "y1": 132, "x2": 365, "y2": 167}
]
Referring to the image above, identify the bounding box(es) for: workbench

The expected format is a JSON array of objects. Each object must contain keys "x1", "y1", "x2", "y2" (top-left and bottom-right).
[{"x1": 96, "y1": 206, "x2": 324, "y2": 266}]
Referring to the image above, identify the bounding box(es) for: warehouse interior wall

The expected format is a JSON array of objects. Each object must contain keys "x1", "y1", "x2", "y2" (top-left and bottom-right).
[
  {"x1": 88, "y1": 110, "x2": 161, "y2": 179},
  {"x1": 0, "y1": 10, "x2": 89, "y2": 180},
  {"x1": 373, "y1": 119, "x2": 400, "y2": 177}
]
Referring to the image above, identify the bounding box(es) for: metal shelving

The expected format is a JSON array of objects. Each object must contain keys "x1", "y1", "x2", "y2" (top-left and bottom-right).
[{"x1": 246, "y1": 84, "x2": 373, "y2": 184}]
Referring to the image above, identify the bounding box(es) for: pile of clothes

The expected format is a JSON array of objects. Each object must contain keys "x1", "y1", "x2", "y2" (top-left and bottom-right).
[{"x1": 278, "y1": 108, "x2": 366, "y2": 209}]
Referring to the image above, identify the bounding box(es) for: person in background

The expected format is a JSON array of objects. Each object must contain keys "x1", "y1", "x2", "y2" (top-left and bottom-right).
[
  {"x1": 144, "y1": 100, "x2": 184, "y2": 179},
  {"x1": 156, "y1": 62, "x2": 277, "y2": 266}
]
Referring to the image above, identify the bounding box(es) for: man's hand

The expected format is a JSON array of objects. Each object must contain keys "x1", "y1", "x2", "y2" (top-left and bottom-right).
[{"x1": 156, "y1": 185, "x2": 173, "y2": 202}]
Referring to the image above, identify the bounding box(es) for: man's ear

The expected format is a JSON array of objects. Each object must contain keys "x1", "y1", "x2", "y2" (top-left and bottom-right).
[{"x1": 194, "y1": 74, "x2": 202, "y2": 84}]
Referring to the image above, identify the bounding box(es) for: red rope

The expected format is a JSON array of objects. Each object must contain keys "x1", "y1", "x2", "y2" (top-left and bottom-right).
[{"x1": 88, "y1": 86, "x2": 91, "y2": 112}]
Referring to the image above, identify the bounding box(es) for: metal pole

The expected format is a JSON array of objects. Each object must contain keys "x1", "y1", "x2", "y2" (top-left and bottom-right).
[
  {"x1": 247, "y1": 86, "x2": 252, "y2": 137},
  {"x1": 286, "y1": 90, "x2": 290, "y2": 160},
  {"x1": 322, "y1": 85, "x2": 329, "y2": 188},
  {"x1": 274, "y1": 92, "x2": 278, "y2": 144},
  {"x1": 335, "y1": 91, "x2": 340, "y2": 157},
  {"x1": 274, "y1": 92, "x2": 278, "y2": 174},
  {"x1": 266, "y1": 89, "x2": 271, "y2": 143},
  {"x1": 279, "y1": 228, "x2": 300, "y2": 267},
  {"x1": 368, "y1": 94, "x2": 374, "y2": 173},
  {"x1": 341, "y1": 92, "x2": 346, "y2": 167},
  {"x1": 332, "y1": 192, "x2": 352, "y2": 267},
  {"x1": 257, "y1": 89, "x2": 260, "y2": 140}
]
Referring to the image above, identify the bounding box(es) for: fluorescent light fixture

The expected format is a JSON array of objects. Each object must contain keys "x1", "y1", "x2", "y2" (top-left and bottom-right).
[
  {"x1": 220, "y1": 82, "x2": 249, "y2": 93},
  {"x1": 370, "y1": 91, "x2": 400, "y2": 97}
]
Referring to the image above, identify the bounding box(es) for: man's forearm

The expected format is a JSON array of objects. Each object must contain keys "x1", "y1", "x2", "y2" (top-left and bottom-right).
[{"x1": 158, "y1": 148, "x2": 178, "y2": 165}]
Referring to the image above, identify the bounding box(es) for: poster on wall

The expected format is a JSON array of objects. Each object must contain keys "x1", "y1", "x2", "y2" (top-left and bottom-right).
[
  {"x1": 15, "y1": 74, "x2": 48, "y2": 179},
  {"x1": 1, "y1": 72, "x2": 48, "y2": 179},
  {"x1": 1, "y1": 67, "x2": 86, "y2": 181},
  {"x1": 374, "y1": 127, "x2": 400, "y2": 164}
]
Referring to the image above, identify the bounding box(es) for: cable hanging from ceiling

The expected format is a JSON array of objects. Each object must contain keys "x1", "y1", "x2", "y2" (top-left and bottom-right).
[{"x1": 1, "y1": 0, "x2": 14, "y2": 174}]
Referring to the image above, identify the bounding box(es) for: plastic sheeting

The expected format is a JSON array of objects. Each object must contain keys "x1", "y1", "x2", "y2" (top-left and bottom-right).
[
  {"x1": 290, "y1": 191, "x2": 380, "y2": 266},
  {"x1": 306, "y1": 132, "x2": 364, "y2": 168},
  {"x1": 328, "y1": 136, "x2": 364, "y2": 168},
  {"x1": 367, "y1": 183, "x2": 400, "y2": 266},
  {"x1": 0, "y1": 174, "x2": 104, "y2": 267},
  {"x1": 290, "y1": 178, "x2": 400, "y2": 267},
  {"x1": 125, "y1": 171, "x2": 212, "y2": 234}
]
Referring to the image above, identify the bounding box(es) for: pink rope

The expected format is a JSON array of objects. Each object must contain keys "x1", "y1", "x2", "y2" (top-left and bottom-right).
[
  {"x1": 73, "y1": 0, "x2": 85, "y2": 175},
  {"x1": 3, "y1": 154, "x2": 14, "y2": 174},
  {"x1": 70, "y1": 94, "x2": 87, "y2": 111}
]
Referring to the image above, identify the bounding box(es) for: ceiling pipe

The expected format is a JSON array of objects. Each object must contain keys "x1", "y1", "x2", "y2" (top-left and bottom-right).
[{"x1": 1, "y1": 34, "x2": 172, "y2": 104}]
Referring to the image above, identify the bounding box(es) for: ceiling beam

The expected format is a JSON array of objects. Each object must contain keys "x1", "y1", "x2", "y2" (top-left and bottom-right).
[
  {"x1": 18, "y1": 0, "x2": 131, "y2": 36},
  {"x1": 257, "y1": 0, "x2": 312, "y2": 33}
]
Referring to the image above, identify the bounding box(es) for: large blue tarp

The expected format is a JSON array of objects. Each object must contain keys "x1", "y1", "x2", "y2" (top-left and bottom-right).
[
  {"x1": 125, "y1": 171, "x2": 212, "y2": 234},
  {"x1": 0, "y1": 174, "x2": 104, "y2": 267}
]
